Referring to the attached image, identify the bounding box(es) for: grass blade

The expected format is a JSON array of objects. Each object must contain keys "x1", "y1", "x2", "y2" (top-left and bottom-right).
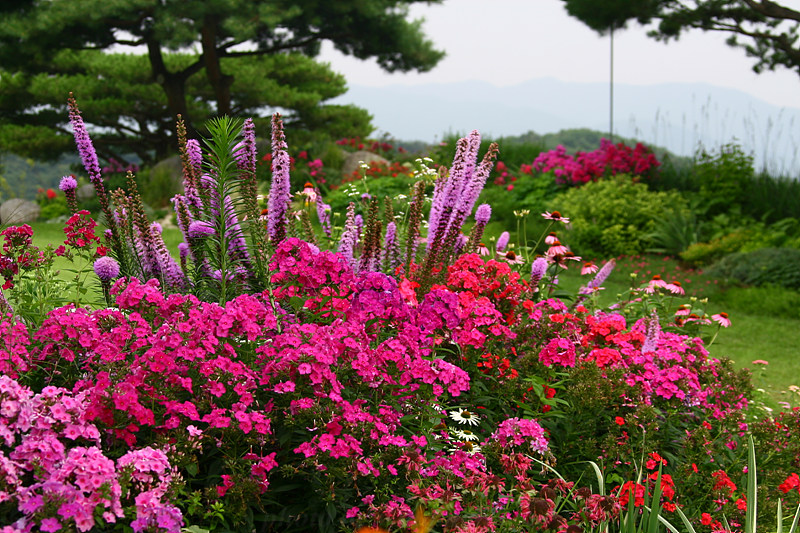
[
  {"x1": 788, "y1": 503, "x2": 800, "y2": 533},
  {"x1": 673, "y1": 505, "x2": 699, "y2": 533},
  {"x1": 745, "y1": 435, "x2": 757, "y2": 533}
]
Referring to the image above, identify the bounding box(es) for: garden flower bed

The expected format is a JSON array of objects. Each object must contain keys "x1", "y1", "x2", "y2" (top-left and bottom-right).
[{"x1": 1, "y1": 97, "x2": 799, "y2": 533}]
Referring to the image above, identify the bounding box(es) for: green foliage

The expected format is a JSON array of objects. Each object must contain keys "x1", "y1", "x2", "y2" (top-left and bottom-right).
[
  {"x1": 646, "y1": 204, "x2": 705, "y2": 256},
  {"x1": 562, "y1": 0, "x2": 659, "y2": 34},
  {"x1": 680, "y1": 217, "x2": 800, "y2": 267},
  {"x1": 705, "y1": 247, "x2": 800, "y2": 291},
  {"x1": 478, "y1": 172, "x2": 558, "y2": 228},
  {"x1": 0, "y1": 50, "x2": 373, "y2": 166},
  {"x1": 0, "y1": 153, "x2": 76, "y2": 200},
  {"x1": 649, "y1": 1, "x2": 800, "y2": 80},
  {"x1": 679, "y1": 229, "x2": 759, "y2": 267},
  {"x1": 0, "y1": 0, "x2": 443, "y2": 164},
  {"x1": 694, "y1": 143, "x2": 755, "y2": 216},
  {"x1": 549, "y1": 175, "x2": 689, "y2": 258},
  {"x1": 430, "y1": 132, "x2": 547, "y2": 168},
  {"x1": 37, "y1": 196, "x2": 70, "y2": 221}
]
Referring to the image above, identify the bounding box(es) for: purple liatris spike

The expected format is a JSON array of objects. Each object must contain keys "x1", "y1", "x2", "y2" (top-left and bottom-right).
[
  {"x1": 59, "y1": 175, "x2": 77, "y2": 192},
  {"x1": 475, "y1": 204, "x2": 491, "y2": 225},
  {"x1": 530, "y1": 257, "x2": 548, "y2": 285},
  {"x1": 496, "y1": 231, "x2": 510, "y2": 252},
  {"x1": 338, "y1": 203, "x2": 358, "y2": 271},
  {"x1": 186, "y1": 139, "x2": 203, "y2": 178},
  {"x1": 642, "y1": 310, "x2": 661, "y2": 354},
  {"x1": 178, "y1": 242, "x2": 190, "y2": 260},
  {"x1": 93, "y1": 256, "x2": 120, "y2": 282},
  {"x1": 316, "y1": 192, "x2": 332, "y2": 237},
  {"x1": 188, "y1": 220, "x2": 215, "y2": 239},
  {"x1": 59, "y1": 175, "x2": 80, "y2": 214},
  {"x1": 382, "y1": 221, "x2": 399, "y2": 272},
  {"x1": 454, "y1": 234, "x2": 468, "y2": 257},
  {"x1": 354, "y1": 214, "x2": 363, "y2": 247},
  {"x1": 235, "y1": 118, "x2": 257, "y2": 175},
  {"x1": 267, "y1": 113, "x2": 292, "y2": 244},
  {"x1": 579, "y1": 259, "x2": 616, "y2": 295},
  {"x1": 67, "y1": 95, "x2": 102, "y2": 187}
]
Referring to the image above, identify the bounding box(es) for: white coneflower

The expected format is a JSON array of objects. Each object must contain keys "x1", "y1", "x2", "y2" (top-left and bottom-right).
[
  {"x1": 449, "y1": 408, "x2": 480, "y2": 426},
  {"x1": 452, "y1": 428, "x2": 480, "y2": 441}
]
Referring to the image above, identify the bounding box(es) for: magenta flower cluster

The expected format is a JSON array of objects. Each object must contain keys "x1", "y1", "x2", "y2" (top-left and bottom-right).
[{"x1": 532, "y1": 139, "x2": 661, "y2": 186}]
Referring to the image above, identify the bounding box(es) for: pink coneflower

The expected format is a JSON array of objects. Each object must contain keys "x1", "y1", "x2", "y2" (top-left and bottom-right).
[
  {"x1": 300, "y1": 181, "x2": 317, "y2": 203},
  {"x1": 477, "y1": 243, "x2": 491, "y2": 256},
  {"x1": 545, "y1": 232, "x2": 558, "y2": 245},
  {"x1": 545, "y1": 240, "x2": 569, "y2": 257},
  {"x1": 751, "y1": 359, "x2": 768, "y2": 365},
  {"x1": 644, "y1": 275, "x2": 668, "y2": 294},
  {"x1": 542, "y1": 210, "x2": 569, "y2": 224},
  {"x1": 712, "y1": 312, "x2": 731, "y2": 327},
  {"x1": 675, "y1": 304, "x2": 691, "y2": 317},
  {"x1": 581, "y1": 261, "x2": 598, "y2": 275},
  {"x1": 501, "y1": 250, "x2": 525, "y2": 264},
  {"x1": 665, "y1": 280, "x2": 685, "y2": 295}
]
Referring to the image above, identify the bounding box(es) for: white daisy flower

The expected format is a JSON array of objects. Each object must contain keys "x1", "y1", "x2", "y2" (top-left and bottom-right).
[
  {"x1": 452, "y1": 428, "x2": 479, "y2": 441},
  {"x1": 449, "y1": 408, "x2": 480, "y2": 426},
  {"x1": 449, "y1": 441, "x2": 482, "y2": 455}
]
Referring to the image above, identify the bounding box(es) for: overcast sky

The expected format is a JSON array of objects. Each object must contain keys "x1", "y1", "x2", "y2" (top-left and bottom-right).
[{"x1": 318, "y1": 0, "x2": 800, "y2": 110}]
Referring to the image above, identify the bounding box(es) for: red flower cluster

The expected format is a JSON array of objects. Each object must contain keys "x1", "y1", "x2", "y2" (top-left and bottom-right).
[
  {"x1": 63, "y1": 210, "x2": 102, "y2": 252},
  {"x1": 0, "y1": 225, "x2": 45, "y2": 289},
  {"x1": 779, "y1": 473, "x2": 800, "y2": 494},
  {"x1": 476, "y1": 352, "x2": 518, "y2": 380}
]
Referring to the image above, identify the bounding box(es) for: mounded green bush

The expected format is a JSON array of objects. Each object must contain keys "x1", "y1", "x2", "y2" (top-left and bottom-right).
[
  {"x1": 679, "y1": 229, "x2": 759, "y2": 267},
  {"x1": 548, "y1": 175, "x2": 689, "y2": 258},
  {"x1": 705, "y1": 247, "x2": 800, "y2": 290}
]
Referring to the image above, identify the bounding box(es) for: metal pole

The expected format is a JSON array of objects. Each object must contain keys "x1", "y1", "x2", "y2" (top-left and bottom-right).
[{"x1": 610, "y1": 24, "x2": 614, "y2": 143}]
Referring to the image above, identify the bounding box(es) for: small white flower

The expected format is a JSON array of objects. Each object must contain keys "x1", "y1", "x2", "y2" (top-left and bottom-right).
[{"x1": 449, "y1": 408, "x2": 480, "y2": 426}]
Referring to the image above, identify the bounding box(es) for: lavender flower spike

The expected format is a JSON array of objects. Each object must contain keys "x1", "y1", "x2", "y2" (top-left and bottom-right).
[
  {"x1": 530, "y1": 257, "x2": 549, "y2": 286},
  {"x1": 475, "y1": 204, "x2": 492, "y2": 225},
  {"x1": 267, "y1": 113, "x2": 292, "y2": 244},
  {"x1": 496, "y1": 231, "x2": 510, "y2": 252},
  {"x1": 641, "y1": 309, "x2": 661, "y2": 354},
  {"x1": 579, "y1": 259, "x2": 616, "y2": 295},
  {"x1": 235, "y1": 118, "x2": 257, "y2": 175},
  {"x1": 68, "y1": 94, "x2": 103, "y2": 187}
]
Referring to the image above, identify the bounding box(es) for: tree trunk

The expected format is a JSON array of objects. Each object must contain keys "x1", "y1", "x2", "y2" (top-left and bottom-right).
[{"x1": 201, "y1": 16, "x2": 234, "y2": 117}]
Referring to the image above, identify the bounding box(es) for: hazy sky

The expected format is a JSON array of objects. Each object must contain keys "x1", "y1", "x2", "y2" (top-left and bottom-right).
[{"x1": 318, "y1": 0, "x2": 800, "y2": 110}]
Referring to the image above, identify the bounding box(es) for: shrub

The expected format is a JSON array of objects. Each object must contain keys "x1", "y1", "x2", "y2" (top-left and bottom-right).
[
  {"x1": 694, "y1": 143, "x2": 755, "y2": 216},
  {"x1": 549, "y1": 176, "x2": 689, "y2": 258},
  {"x1": 679, "y1": 229, "x2": 759, "y2": 267},
  {"x1": 705, "y1": 247, "x2": 800, "y2": 290}
]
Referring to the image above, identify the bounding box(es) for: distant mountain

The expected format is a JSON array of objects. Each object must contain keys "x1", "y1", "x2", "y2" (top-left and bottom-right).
[{"x1": 331, "y1": 77, "x2": 800, "y2": 176}]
